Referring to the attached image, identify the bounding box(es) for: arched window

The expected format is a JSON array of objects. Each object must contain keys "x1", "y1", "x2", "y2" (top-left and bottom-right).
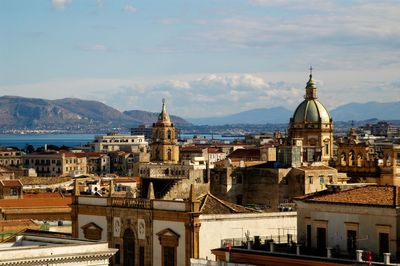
[
  {"x1": 340, "y1": 152, "x2": 347, "y2": 166},
  {"x1": 167, "y1": 129, "x2": 172, "y2": 140},
  {"x1": 349, "y1": 150, "x2": 355, "y2": 166},
  {"x1": 357, "y1": 153, "x2": 363, "y2": 167},
  {"x1": 168, "y1": 149, "x2": 172, "y2": 161},
  {"x1": 386, "y1": 155, "x2": 392, "y2": 167},
  {"x1": 123, "y1": 228, "x2": 135, "y2": 266}
]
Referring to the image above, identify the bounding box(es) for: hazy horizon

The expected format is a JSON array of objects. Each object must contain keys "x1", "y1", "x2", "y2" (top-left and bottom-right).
[{"x1": 1, "y1": 1, "x2": 399, "y2": 117}]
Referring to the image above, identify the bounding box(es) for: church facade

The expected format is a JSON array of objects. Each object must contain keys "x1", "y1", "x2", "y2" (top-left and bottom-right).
[{"x1": 288, "y1": 71, "x2": 334, "y2": 165}]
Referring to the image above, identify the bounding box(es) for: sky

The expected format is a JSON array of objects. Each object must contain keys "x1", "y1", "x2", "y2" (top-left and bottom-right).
[{"x1": 0, "y1": 0, "x2": 399, "y2": 118}]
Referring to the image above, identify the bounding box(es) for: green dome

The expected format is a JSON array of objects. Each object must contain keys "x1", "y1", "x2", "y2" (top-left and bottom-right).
[{"x1": 293, "y1": 99, "x2": 331, "y2": 123}]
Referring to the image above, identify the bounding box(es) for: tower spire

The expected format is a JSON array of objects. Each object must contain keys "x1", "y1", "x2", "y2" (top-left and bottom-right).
[
  {"x1": 305, "y1": 66, "x2": 317, "y2": 99},
  {"x1": 157, "y1": 98, "x2": 171, "y2": 124}
]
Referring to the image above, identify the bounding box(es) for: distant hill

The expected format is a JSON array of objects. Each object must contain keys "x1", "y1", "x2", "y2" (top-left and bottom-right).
[
  {"x1": 188, "y1": 107, "x2": 293, "y2": 125},
  {"x1": 187, "y1": 101, "x2": 400, "y2": 125},
  {"x1": 0, "y1": 96, "x2": 190, "y2": 130},
  {"x1": 330, "y1": 101, "x2": 400, "y2": 121},
  {"x1": 123, "y1": 110, "x2": 190, "y2": 126}
]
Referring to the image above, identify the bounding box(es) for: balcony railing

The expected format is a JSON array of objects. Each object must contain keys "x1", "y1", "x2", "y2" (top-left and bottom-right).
[{"x1": 111, "y1": 197, "x2": 151, "y2": 209}]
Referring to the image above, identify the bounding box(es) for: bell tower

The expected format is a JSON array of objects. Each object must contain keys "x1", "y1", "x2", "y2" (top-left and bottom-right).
[{"x1": 150, "y1": 99, "x2": 179, "y2": 163}]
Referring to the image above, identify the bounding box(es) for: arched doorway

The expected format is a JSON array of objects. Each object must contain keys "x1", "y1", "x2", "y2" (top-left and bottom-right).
[{"x1": 123, "y1": 228, "x2": 135, "y2": 266}]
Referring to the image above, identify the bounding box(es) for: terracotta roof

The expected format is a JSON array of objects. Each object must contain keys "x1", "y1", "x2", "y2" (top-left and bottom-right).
[
  {"x1": 227, "y1": 148, "x2": 260, "y2": 160},
  {"x1": 20, "y1": 176, "x2": 71, "y2": 185},
  {"x1": 0, "y1": 180, "x2": 22, "y2": 187},
  {"x1": 23, "y1": 192, "x2": 65, "y2": 199},
  {"x1": 198, "y1": 193, "x2": 258, "y2": 214},
  {"x1": 80, "y1": 152, "x2": 107, "y2": 157},
  {"x1": 0, "y1": 197, "x2": 71, "y2": 208},
  {"x1": 296, "y1": 185, "x2": 400, "y2": 207},
  {"x1": 207, "y1": 148, "x2": 224, "y2": 154},
  {"x1": 0, "y1": 148, "x2": 18, "y2": 152},
  {"x1": 0, "y1": 219, "x2": 37, "y2": 227},
  {"x1": 115, "y1": 177, "x2": 139, "y2": 183},
  {"x1": 180, "y1": 147, "x2": 203, "y2": 152}
]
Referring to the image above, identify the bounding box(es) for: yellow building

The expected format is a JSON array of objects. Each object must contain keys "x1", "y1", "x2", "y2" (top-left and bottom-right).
[
  {"x1": 150, "y1": 99, "x2": 179, "y2": 163},
  {"x1": 288, "y1": 71, "x2": 333, "y2": 165}
]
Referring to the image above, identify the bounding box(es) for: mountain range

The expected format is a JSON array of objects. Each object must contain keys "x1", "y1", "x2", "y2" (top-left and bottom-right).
[
  {"x1": 0, "y1": 96, "x2": 189, "y2": 130},
  {"x1": 0, "y1": 96, "x2": 398, "y2": 130},
  {"x1": 187, "y1": 101, "x2": 400, "y2": 125}
]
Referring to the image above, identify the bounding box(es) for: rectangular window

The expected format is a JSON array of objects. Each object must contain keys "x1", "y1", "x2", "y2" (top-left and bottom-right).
[
  {"x1": 347, "y1": 230, "x2": 357, "y2": 254},
  {"x1": 139, "y1": 246, "x2": 145, "y2": 266},
  {"x1": 319, "y1": 175, "x2": 324, "y2": 184},
  {"x1": 316, "y1": 227, "x2": 326, "y2": 253},
  {"x1": 306, "y1": 224, "x2": 312, "y2": 248},
  {"x1": 236, "y1": 195, "x2": 243, "y2": 205},
  {"x1": 10, "y1": 188, "x2": 18, "y2": 196},
  {"x1": 163, "y1": 246, "x2": 175, "y2": 266},
  {"x1": 379, "y1": 232, "x2": 389, "y2": 255},
  {"x1": 325, "y1": 144, "x2": 329, "y2": 155},
  {"x1": 114, "y1": 244, "x2": 120, "y2": 264},
  {"x1": 308, "y1": 176, "x2": 313, "y2": 184}
]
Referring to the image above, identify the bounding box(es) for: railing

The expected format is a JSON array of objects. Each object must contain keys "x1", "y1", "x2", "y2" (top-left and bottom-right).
[
  {"x1": 111, "y1": 197, "x2": 151, "y2": 209},
  {"x1": 221, "y1": 233, "x2": 297, "y2": 249}
]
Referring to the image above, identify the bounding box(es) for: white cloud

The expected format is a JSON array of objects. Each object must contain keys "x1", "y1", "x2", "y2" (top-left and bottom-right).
[
  {"x1": 2, "y1": 69, "x2": 400, "y2": 118},
  {"x1": 123, "y1": 4, "x2": 137, "y2": 13},
  {"x1": 80, "y1": 44, "x2": 109, "y2": 52},
  {"x1": 51, "y1": 0, "x2": 71, "y2": 10},
  {"x1": 171, "y1": 1, "x2": 400, "y2": 72}
]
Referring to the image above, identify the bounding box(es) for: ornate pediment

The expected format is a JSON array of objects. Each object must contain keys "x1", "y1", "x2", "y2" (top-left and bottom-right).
[
  {"x1": 81, "y1": 222, "x2": 103, "y2": 240},
  {"x1": 156, "y1": 228, "x2": 180, "y2": 247}
]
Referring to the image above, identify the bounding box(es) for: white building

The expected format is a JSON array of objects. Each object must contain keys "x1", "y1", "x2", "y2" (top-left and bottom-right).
[
  {"x1": 72, "y1": 184, "x2": 296, "y2": 266},
  {"x1": 198, "y1": 193, "x2": 297, "y2": 260},
  {"x1": 0, "y1": 230, "x2": 116, "y2": 265},
  {"x1": 93, "y1": 134, "x2": 148, "y2": 153},
  {"x1": 294, "y1": 185, "x2": 400, "y2": 260}
]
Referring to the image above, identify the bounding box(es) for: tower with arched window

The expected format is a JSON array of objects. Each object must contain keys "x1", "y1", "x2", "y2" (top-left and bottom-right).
[{"x1": 150, "y1": 99, "x2": 179, "y2": 163}]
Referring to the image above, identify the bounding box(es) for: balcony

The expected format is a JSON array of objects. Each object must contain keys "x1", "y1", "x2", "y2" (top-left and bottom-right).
[{"x1": 111, "y1": 197, "x2": 150, "y2": 209}]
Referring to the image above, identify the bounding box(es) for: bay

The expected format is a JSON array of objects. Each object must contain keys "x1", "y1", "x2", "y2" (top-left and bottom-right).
[
  {"x1": 0, "y1": 133, "x2": 244, "y2": 150},
  {"x1": 0, "y1": 134, "x2": 96, "y2": 149}
]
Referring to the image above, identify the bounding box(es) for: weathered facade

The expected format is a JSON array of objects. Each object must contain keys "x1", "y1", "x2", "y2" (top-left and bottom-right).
[
  {"x1": 71, "y1": 184, "x2": 202, "y2": 266},
  {"x1": 150, "y1": 99, "x2": 179, "y2": 164},
  {"x1": 211, "y1": 162, "x2": 343, "y2": 211},
  {"x1": 294, "y1": 185, "x2": 400, "y2": 260},
  {"x1": 334, "y1": 128, "x2": 400, "y2": 185},
  {"x1": 288, "y1": 72, "x2": 333, "y2": 165}
]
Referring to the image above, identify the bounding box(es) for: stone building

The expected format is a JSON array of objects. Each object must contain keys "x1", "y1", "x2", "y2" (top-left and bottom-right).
[
  {"x1": 93, "y1": 133, "x2": 148, "y2": 153},
  {"x1": 139, "y1": 99, "x2": 209, "y2": 200},
  {"x1": 210, "y1": 72, "x2": 344, "y2": 210},
  {"x1": 211, "y1": 161, "x2": 344, "y2": 211},
  {"x1": 72, "y1": 182, "x2": 296, "y2": 265},
  {"x1": 288, "y1": 71, "x2": 333, "y2": 165},
  {"x1": 0, "y1": 148, "x2": 23, "y2": 167},
  {"x1": 294, "y1": 185, "x2": 400, "y2": 260},
  {"x1": 85, "y1": 152, "x2": 110, "y2": 175},
  {"x1": 334, "y1": 128, "x2": 400, "y2": 185},
  {"x1": 23, "y1": 151, "x2": 87, "y2": 177},
  {"x1": 0, "y1": 179, "x2": 23, "y2": 199},
  {"x1": 150, "y1": 99, "x2": 179, "y2": 164}
]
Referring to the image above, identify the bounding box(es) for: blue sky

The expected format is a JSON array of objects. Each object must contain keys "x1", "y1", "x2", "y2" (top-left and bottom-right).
[{"x1": 0, "y1": 0, "x2": 399, "y2": 118}]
